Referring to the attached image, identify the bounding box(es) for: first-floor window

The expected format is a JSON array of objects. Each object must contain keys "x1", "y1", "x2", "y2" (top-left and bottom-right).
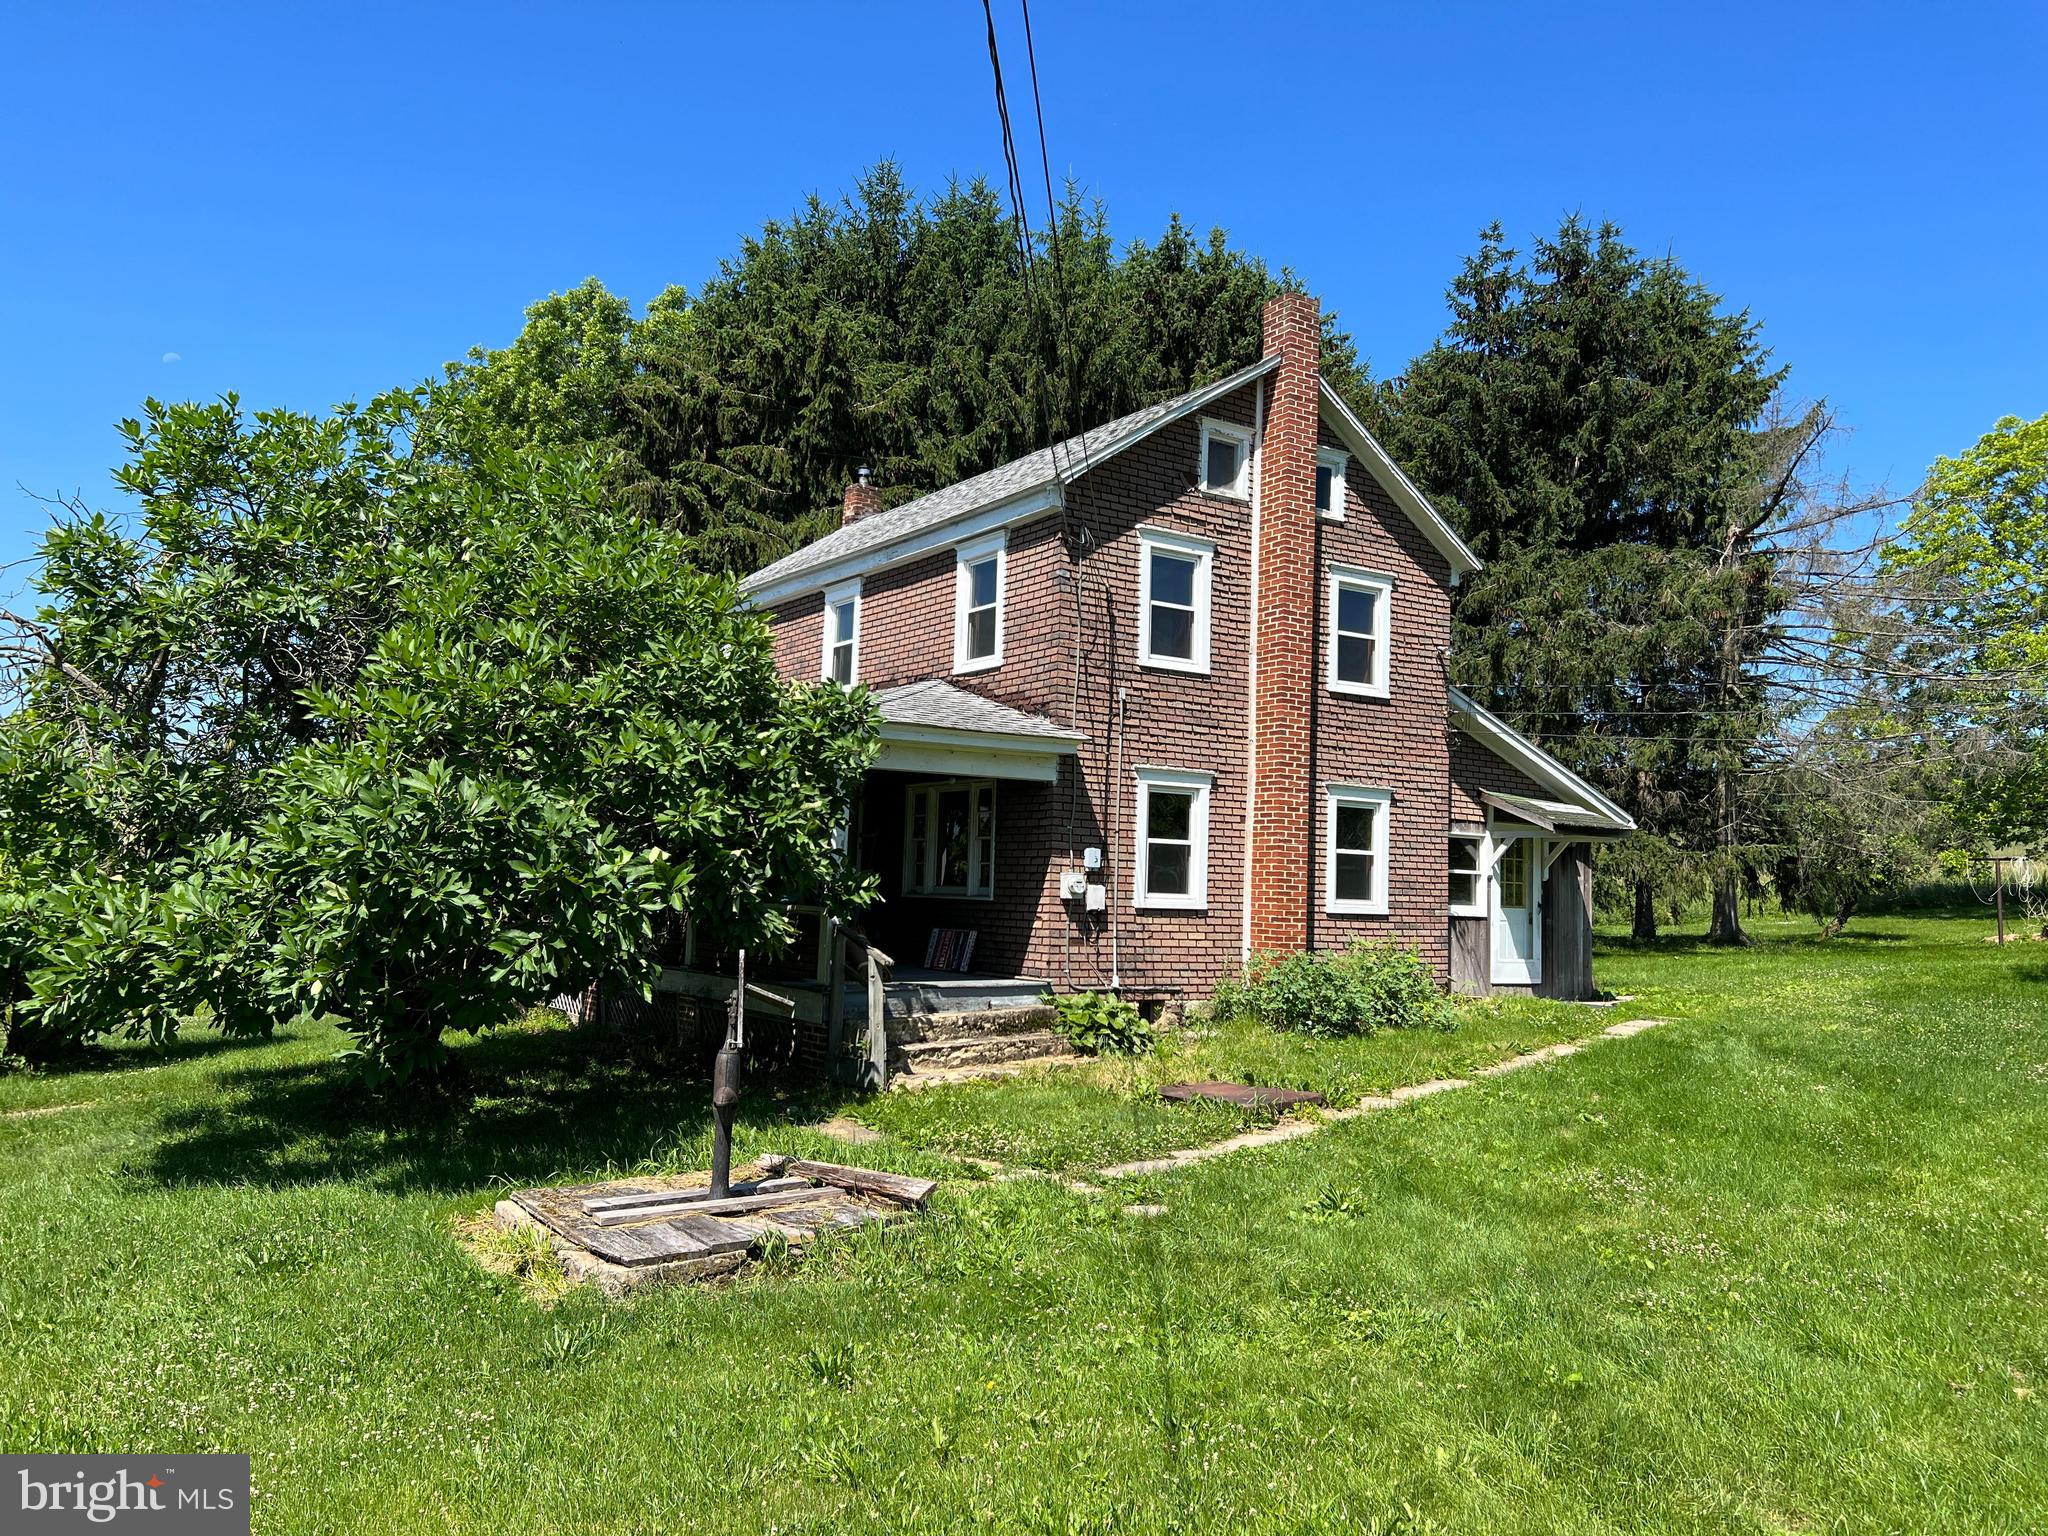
[
  {"x1": 1325, "y1": 785, "x2": 1392, "y2": 914},
  {"x1": 904, "y1": 780, "x2": 995, "y2": 897},
  {"x1": 1134, "y1": 767, "x2": 1211, "y2": 909},
  {"x1": 1449, "y1": 833, "x2": 1484, "y2": 915}
]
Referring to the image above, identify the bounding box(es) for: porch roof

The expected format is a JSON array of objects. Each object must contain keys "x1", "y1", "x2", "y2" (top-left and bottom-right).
[{"x1": 871, "y1": 680, "x2": 1082, "y2": 783}]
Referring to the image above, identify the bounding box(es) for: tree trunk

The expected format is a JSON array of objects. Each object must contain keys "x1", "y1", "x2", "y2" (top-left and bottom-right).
[
  {"x1": 1632, "y1": 877, "x2": 1659, "y2": 942},
  {"x1": 1821, "y1": 893, "x2": 1857, "y2": 939},
  {"x1": 1708, "y1": 873, "x2": 1750, "y2": 945}
]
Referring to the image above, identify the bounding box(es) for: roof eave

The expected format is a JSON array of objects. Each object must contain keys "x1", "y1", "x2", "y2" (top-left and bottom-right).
[
  {"x1": 739, "y1": 354, "x2": 1282, "y2": 606},
  {"x1": 1448, "y1": 686, "x2": 1637, "y2": 834},
  {"x1": 1317, "y1": 381, "x2": 1483, "y2": 579}
]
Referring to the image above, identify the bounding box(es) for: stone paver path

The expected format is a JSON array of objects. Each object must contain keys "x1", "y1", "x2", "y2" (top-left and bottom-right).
[
  {"x1": 1095, "y1": 1017, "x2": 1665, "y2": 1179},
  {"x1": 811, "y1": 1015, "x2": 1670, "y2": 1192}
]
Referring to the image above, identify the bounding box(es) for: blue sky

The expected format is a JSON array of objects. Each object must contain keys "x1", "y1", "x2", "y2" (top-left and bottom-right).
[{"x1": 3, "y1": 1, "x2": 2042, "y2": 604}]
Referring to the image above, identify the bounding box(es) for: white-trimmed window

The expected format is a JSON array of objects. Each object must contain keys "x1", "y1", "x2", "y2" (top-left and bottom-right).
[
  {"x1": 1138, "y1": 527, "x2": 1213, "y2": 674},
  {"x1": 952, "y1": 531, "x2": 1006, "y2": 673},
  {"x1": 1134, "y1": 767, "x2": 1211, "y2": 910},
  {"x1": 1197, "y1": 417, "x2": 1252, "y2": 500},
  {"x1": 821, "y1": 579, "x2": 861, "y2": 685},
  {"x1": 1315, "y1": 447, "x2": 1349, "y2": 520},
  {"x1": 1325, "y1": 784, "x2": 1392, "y2": 915},
  {"x1": 1326, "y1": 564, "x2": 1392, "y2": 698},
  {"x1": 903, "y1": 780, "x2": 995, "y2": 898},
  {"x1": 1449, "y1": 833, "x2": 1486, "y2": 916}
]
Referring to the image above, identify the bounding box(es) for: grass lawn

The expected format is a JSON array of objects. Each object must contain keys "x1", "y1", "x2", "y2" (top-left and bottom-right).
[{"x1": 2, "y1": 912, "x2": 2044, "y2": 1532}]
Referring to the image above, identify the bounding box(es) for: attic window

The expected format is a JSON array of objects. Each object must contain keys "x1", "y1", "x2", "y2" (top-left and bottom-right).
[
  {"x1": 1198, "y1": 418, "x2": 1251, "y2": 500},
  {"x1": 1315, "y1": 447, "x2": 1348, "y2": 520}
]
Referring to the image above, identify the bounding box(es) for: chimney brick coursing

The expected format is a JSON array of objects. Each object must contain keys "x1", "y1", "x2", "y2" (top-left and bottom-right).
[
  {"x1": 842, "y1": 471, "x2": 883, "y2": 525},
  {"x1": 1249, "y1": 292, "x2": 1322, "y2": 954}
]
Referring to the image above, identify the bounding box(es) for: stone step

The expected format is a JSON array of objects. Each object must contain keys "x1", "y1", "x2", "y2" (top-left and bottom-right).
[
  {"x1": 890, "y1": 1030, "x2": 1073, "y2": 1072},
  {"x1": 888, "y1": 1004, "x2": 1060, "y2": 1046}
]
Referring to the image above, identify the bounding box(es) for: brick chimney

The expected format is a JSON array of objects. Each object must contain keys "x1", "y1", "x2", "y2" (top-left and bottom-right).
[
  {"x1": 842, "y1": 467, "x2": 882, "y2": 525},
  {"x1": 1248, "y1": 291, "x2": 1321, "y2": 953}
]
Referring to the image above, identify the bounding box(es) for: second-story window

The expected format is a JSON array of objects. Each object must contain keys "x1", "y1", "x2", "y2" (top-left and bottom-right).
[
  {"x1": 953, "y1": 532, "x2": 1006, "y2": 673},
  {"x1": 1138, "y1": 527, "x2": 1214, "y2": 674},
  {"x1": 822, "y1": 579, "x2": 860, "y2": 685},
  {"x1": 1326, "y1": 564, "x2": 1392, "y2": 698}
]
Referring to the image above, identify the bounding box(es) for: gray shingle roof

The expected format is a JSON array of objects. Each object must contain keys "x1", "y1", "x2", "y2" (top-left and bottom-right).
[
  {"x1": 873, "y1": 680, "x2": 1082, "y2": 745},
  {"x1": 741, "y1": 355, "x2": 1281, "y2": 597}
]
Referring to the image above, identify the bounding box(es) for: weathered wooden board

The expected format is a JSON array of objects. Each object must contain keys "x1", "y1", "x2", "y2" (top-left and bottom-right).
[
  {"x1": 591, "y1": 1186, "x2": 824, "y2": 1227},
  {"x1": 505, "y1": 1158, "x2": 934, "y2": 1275},
  {"x1": 783, "y1": 1159, "x2": 938, "y2": 1207},
  {"x1": 582, "y1": 1177, "x2": 807, "y2": 1216},
  {"x1": 1159, "y1": 1081, "x2": 1328, "y2": 1111}
]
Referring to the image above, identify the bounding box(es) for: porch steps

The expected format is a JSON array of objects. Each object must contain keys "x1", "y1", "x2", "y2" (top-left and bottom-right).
[
  {"x1": 892, "y1": 1029, "x2": 1072, "y2": 1073},
  {"x1": 884, "y1": 1001, "x2": 1077, "y2": 1087}
]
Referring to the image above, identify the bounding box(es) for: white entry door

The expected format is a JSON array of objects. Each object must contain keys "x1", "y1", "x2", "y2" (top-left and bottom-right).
[{"x1": 1490, "y1": 835, "x2": 1543, "y2": 986}]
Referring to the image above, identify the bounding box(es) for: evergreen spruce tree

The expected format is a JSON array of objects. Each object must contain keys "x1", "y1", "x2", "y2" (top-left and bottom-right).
[{"x1": 1377, "y1": 218, "x2": 1785, "y2": 940}]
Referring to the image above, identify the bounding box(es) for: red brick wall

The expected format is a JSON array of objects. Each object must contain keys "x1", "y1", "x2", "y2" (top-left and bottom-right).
[
  {"x1": 1449, "y1": 731, "x2": 1555, "y2": 824},
  {"x1": 755, "y1": 362, "x2": 1475, "y2": 994},
  {"x1": 1307, "y1": 421, "x2": 1455, "y2": 973}
]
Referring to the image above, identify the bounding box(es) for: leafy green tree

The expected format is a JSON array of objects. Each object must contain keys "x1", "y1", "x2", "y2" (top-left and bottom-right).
[
  {"x1": 1884, "y1": 412, "x2": 2048, "y2": 847},
  {"x1": 1377, "y1": 218, "x2": 1786, "y2": 939},
  {"x1": 2, "y1": 391, "x2": 876, "y2": 1077}
]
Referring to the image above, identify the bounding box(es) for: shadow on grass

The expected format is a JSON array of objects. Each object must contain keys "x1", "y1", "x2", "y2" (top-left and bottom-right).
[
  {"x1": 134, "y1": 1022, "x2": 856, "y2": 1197},
  {"x1": 12, "y1": 1027, "x2": 286, "y2": 1079}
]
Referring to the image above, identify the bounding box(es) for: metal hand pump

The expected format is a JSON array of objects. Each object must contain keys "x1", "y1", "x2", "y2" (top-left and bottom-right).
[{"x1": 709, "y1": 948, "x2": 745, "y2": 1199}]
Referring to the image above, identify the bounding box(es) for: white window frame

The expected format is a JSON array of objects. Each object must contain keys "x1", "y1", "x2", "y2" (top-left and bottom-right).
[
  {"x1": 901, "y1": 779, "x2": 996, "y2": 900},
  {"x1": 951, "y1": 530, "x2": 1007, "y2": 674},
  {"x1": 1196, "y1": 416, "x2": 1252, "y2": 501},
  {"x1": 1133, "y1": 766, "x2": 1212, "y2": 911},
  {"x1": 1315, "y1": 446, "x2": 1349, "y2": 522},
  {"x1": 820, "y1": 578, "x2": 861, "y2": 685},
  {"x1": 1448, "y1": 831, "x2": 1487, "y2": 917},
  {"x1": 1326, "y1": 563, "x2": 1393, "y2": 699},
  {"x1": 1137, "y1": 526, "x2": 1214, "y2": 675},
  {"x1": 1324, "y1": 784, "x2": 1393, "y2": 916}
]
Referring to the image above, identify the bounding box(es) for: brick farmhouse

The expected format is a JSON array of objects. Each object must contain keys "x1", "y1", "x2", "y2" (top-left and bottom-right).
[{"x1": 742, "y1": 292, "x2": 1634, "y2": 1007}]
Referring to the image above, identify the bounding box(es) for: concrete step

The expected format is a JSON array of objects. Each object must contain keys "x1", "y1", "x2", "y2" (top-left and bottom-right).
[
  {"x1": 890, "y1": 1030, "x2": 1072, "y2": 1072},
  {"x1": 884, "y1": 977, "x2": 1050, "y2": 1018},
  {"x1": 888, "y1": 1004, "x2": 1060, "y2": 1045}
]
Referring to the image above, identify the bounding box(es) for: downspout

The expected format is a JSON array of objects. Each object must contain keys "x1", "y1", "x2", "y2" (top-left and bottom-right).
[
  {"x1": 1110, "y1": 682, "x2": 1128, "y2": 991},
  {"x1": 1239, "y1": 375, "x2": 1267, "y2": 965},
  {"x1": 1307, "y1": 507, "x2": 1324, "y2": 952}
]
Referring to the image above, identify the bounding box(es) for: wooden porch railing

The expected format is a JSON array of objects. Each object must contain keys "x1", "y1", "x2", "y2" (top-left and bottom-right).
[{"x1": 794, "y1": 904, "x2": 892, "y2": 1092}]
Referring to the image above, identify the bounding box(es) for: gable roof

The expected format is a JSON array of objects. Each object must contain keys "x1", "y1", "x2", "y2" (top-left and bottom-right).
[
  {"x1": 742, "y1": 355, "x2": 1281, "y2": 605},
  {"x1": 1447, "y1": 686, "x2": 1636, "y2": 835},
  {"x1": 1318, "y1": 381, "x2": 1483, "y2": 578}
]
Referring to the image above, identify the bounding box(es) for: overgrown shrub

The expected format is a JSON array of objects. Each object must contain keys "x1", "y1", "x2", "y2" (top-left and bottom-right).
[
  {"x1": 1212, "y1": 941, "x2": 1454, "y2": 1038},
  {"x1": 1041, "y1": 990, "x2": 1155, "y2": 1056}
]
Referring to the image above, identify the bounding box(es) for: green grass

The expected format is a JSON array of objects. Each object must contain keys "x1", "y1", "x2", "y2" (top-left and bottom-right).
[
  {"x1": 857, "y1": 994, "x2": 1592, "y2": 1173},
  {"x1": 2, "y1": 913, "x2": 2044, "y2": 1532}
]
